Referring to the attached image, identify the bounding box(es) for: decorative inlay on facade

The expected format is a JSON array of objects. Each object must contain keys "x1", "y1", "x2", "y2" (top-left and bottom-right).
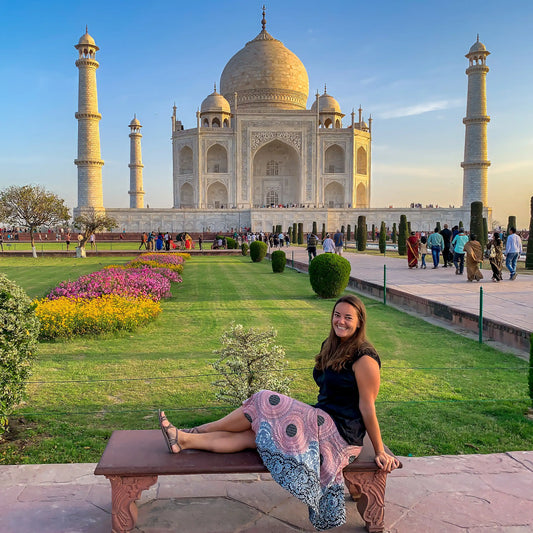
[{"x1": 251, "y1": 131, "x2": 302, "y2": 154}]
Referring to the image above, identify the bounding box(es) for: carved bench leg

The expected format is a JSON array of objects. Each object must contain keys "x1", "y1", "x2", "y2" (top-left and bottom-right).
[
  {"x1": 106, "y1": 475, "x2": 158, "y2": 533},
  {"x1": 343, "y1": 470, "x2": 387, "y2": 533}
]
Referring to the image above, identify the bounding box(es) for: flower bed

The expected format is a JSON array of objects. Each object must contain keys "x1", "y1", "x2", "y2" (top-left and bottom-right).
[{"x1": 35, "y1": 295, "x2": 161, "y2": 339}]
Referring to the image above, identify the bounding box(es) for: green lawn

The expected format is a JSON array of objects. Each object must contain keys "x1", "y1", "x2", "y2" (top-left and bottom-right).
[{"x1": 0, "y1": 255, "x2": 531, "y2": 464}]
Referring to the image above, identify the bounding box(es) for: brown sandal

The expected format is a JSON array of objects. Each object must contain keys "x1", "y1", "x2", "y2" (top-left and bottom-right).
[{"x1": 159, "y1": 410, "x2": 182, "y2": 453}]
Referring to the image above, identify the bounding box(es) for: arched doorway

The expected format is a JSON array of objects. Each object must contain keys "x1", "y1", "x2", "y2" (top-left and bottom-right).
[
  {"x1": 206, "y1": 144, "x2": 228, "y2": 173},
  {"x1": 252, "y1": 140, "x2": 300, "y2": 206},
  {"x1": 324, "y1": 182, "x2": 344, "y2": 208},
  {"x1": 179, "y1": 146, "x2": 193, "y2": 174},
  {"x1": 207, "y1": 181, "x2": 228, "y2": 208},
  {"x1": 324, "y1": 144, "x2": 345, "y2": 173},
  {"x1": 180, "y1": 182, "x2": 194, "y2": 207},
  {"x1": 356, "y1": 182, "x2": 367, "y2": 207}
]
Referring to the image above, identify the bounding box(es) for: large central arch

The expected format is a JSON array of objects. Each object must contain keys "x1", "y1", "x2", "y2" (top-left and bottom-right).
[{"x1": 252, "y1": 140, "x2": 300, "y2": 206}]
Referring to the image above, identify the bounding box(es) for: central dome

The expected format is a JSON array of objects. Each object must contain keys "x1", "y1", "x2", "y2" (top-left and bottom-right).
[{"x1": 220, "y1": 29, "x2": 309, "y2": 112}]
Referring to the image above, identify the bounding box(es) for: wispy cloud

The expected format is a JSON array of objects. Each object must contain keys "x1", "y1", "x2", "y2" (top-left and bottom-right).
[{"x1": 376, "y1": 99, "x2": 462, "y2": 119}]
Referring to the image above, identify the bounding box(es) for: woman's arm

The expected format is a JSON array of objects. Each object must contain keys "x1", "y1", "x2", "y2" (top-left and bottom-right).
[{"x1": 353, "y1": 356, "x2": 400, "y2": 472}]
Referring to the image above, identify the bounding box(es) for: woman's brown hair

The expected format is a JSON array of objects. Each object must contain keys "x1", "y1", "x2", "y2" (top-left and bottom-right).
[{"x1": 315, "y1": 295, "x2": 374, "y2": 371}]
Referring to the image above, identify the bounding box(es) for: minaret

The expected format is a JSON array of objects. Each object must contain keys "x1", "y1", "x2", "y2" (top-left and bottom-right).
[
  {"x1": 461, "y1": 36, "x2": 490, "y2": 207},
  {"x1": 128, "y1": 115, "x2": 145, "y2": 208},
  {"x1": 74, "y1": 27, "x2": 104, "y2": 209}
]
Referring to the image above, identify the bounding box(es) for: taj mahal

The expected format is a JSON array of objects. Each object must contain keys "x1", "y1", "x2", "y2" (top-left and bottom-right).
[{"x1": 73, "y1": 10, "x2": 491, "y2": 233}]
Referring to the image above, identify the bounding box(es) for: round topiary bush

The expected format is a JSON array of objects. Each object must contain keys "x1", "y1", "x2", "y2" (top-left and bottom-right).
[
  {"x1": 0, "y1": 274, "x2": 40, "y2": 435},
  {"x1": 271, "y1": 250, "x2": 286, "y2": 273},
  {"x1": 250, "y1": 240, "x2": 267, "y2": 262},
  {"x1": 241, "y1": 242, "x2": 249, "y2": 256},
  {"x1": 226, "y1": 237, "x2": 237, "y2": 249},
  {"x1": 308, "y1": 253, "x2": 351, "y2": 298}
]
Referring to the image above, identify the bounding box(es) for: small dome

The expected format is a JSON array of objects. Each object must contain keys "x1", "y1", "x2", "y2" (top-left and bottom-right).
[
  {"x1": 201, "y1": 90, "x2": 231, "y2": 114},
  {"x1": 468, "y1": 36, "x2": 488, "y2": 55},
  {"x1": 129, "y1": 116, "x2": 141, "y2": 127},
  {"x1": 78, "y1": 31, "x2": 96, "y2": 46},
  {"x1": 311, "y1": 90, "x2": 342, "y2": 114}
]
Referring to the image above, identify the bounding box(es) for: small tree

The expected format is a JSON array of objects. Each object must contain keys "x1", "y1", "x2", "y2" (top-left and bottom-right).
[
  {"x1": 398, "y1": 215, "x2": 408, "y2": 256},
  {"x1": 436, "y1": 221, "x2": 441, "y2": 232},
  {"x1": 507, "y1": 216, "x2": 517, "y2": 236},
  {"x1": 0, "y1": 185, "x2": 70, "y2": 258},
  {"x1": 341, "y1": 225, "x2": 345, "y2": 234},
  {"x1": 292, "y1": 223, "x2": 297, "y2": 244},
  {"x1": 459, "y1": 220, "x2": 463, "y2": 230},
  {"x1": 470, "y1": 202, "x2": 484, "y2": 247},
  {"x1": 275, "y1": 224, "x2": 282, "y2": 234},
  {"x1": 392, "y1": 223, "x2": 397, "y2": 244},
  {"x1": 241, "y1": 242, "x2": 249, "y2": 256},
  {"x1": 73, "y1": 209, "x2": 118, "y2": 257},
  {"x1": 297, "y1": 223, "x2": 304, "y2": 245},
  {"x1": 0, "y1": 275, "x2": 40, "y2": 435},
  {"x1": 353, "y1": 224, "x2": 357, "y2": 246},
  {"x1": 379, "y1": 221, "x2": 387, "y2": 254},
  {"x1": 312, "y1": 221, "x2": 318, "y2": 235},
  {"x1": 211, "y1": 324, "x2": 291, "y2": 405},
  {"x1": 371, "y1": 224, "x2": 376, "y2": 241},
  {"x1": 346, "y1": 224, "x2": 352, "y2": 242},
  {"x1": 321, "y1": 223, "x2": 326, "y2": 240},
  {"x1": 357, "y1": 216, "x2": 367, "y2": 251},
  {"x1": 482, "y1": 217, "x2": 489, "y2": 248},
  {"x1": 309, "y1": 254, "x2": 351, "y2": 298},
  {"x1": 526, "y1": 197, "x2": 533, "y2": 270}
]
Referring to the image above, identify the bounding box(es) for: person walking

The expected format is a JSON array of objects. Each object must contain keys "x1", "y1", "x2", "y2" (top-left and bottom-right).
[
  {"x1": 333, "y1": 229, "x2": 344, "y2": 255},
  {"x1": 419, "y1": 235, "x2": 428, "y2": 269},
  {"x1": 451, "y1": 228, "x2": 469, "y2": 275},
  {"x1": 504, "y1": 227, "x2": 523, "y2": 280},
  {"x1": 486, "y1": 233, "x2": 503, "y2": 282},
  {"x1": 322, "y1": 233, "x2": 335, "y2": 253},
  {"x1": 65, "y1": 232, "x2": 71, "y2": 251},
  {"x1": 427, "y1": 228, "x2": 444, "y2": 268},
  {"x1": 463, "y1": 233, "x2": 484, "y2": 282},
  {"x1": 159, "y1": 295, "x2": 400, "y2": 531},
  {"x1": 307, "y1": 232, "x2": 318, "y2": 262},
  {"x1": 406, "y1": 231, "x2": 419, "y2": 268},
  {"x1": 440, "y1": 224, "x2": 453, "y2": 267}
]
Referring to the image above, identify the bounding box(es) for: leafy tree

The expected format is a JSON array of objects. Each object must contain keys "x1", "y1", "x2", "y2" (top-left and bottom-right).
[
  {"x1": 357, "y1": 216, "x2": 367, "y2": 251},
  {"x1": 398, "y1": 215, "x2": 408, "y2": 255},
  {"x1": 0, "y1": 275, "x2": 40, "y2": 435},
  {"x1": 0, "y1": 185, "x2": 70, "y2": 258},
  {"x1": 526, "y1": 197, "x2": 533, "y2": 270},
  {"x1": 379, "y1": 221, "x2": 387, "y2": 254},
  {"x1": 211, "y1": 324, "x2": 290, "y2": 405},
  {"x1": 73, "y1": 209, "x2": 118, "y2": 257}
]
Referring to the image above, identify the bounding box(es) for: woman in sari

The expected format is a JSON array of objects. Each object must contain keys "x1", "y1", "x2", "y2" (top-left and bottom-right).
[
  {"x1": 406, "y1": 231, "x2": 419, "y2": 268},
  {"x1": 486, "y1": 233, "x2": 503, "y2": 282},
  {"x1": 463, "y1": 233, "x2": 484, "y2": 282},
  {"x1": 159, "y1": 295, "x2": 399, "y2": 530}
]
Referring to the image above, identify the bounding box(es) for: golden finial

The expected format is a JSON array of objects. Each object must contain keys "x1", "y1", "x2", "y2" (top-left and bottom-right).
[
  {"x1": 214, "y1": 82, "x2": 217, "y2": 93},
  {"x1": 86, "y1": 24, "x2": 88, "y2": 34},
  {"x1": 261, "y1": 5, "x2": 266, "y2": 31}
]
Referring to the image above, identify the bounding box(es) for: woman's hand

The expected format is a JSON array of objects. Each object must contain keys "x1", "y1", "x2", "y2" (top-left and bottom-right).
[{"x1": 374, "y1": 450, "x2": 400, "y2": 473}]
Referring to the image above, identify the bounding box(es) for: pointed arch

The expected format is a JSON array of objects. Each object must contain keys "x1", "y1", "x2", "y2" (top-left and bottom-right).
[
  {"x1": 324, "y1": 182, "x2": 344, "y2": 208},
  {"x1": 356, "y1": 182, "x2": 368, "y2": 207},
  {"x1": 207, "y1": 181, "x2": 228, "y2": 208},
  {"x1": 207, "y1": 144, "x2": 227, "y2": 173},
  {"x1": 180, "y1": 182, "x2": 194, "y2": 207},
  {"x1": 324, "y1": 118, "x2": 333, "y2": 129},
  {"x1": 179, "y1": 146, "x2": 193, "y2": 174},
  {"x1": 324, "y1": 144, "x2": 345, "y2": 173},
  {"x1": 357, "y1": 146, "x2": 367, "y2": 174},
  {"x1": 212, "y1": 117, "x2": 221, "y2": 127}
]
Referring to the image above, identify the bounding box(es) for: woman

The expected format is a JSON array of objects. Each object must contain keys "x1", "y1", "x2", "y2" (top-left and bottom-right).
[
  {"x1": 406, "y1": 231, "x2": 419, "y2": 268},
  {"x1": 160, "y1": 295, "x2": 399, "y2": 530},
  {"x1": 463, "y1": 233, "x2": 484, "y2": 282},
  {"x1": 486, "y1": 233, "x2": 503, "y2": 282}
]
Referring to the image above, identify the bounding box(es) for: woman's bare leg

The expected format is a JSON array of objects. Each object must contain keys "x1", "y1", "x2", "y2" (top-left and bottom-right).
[{"x1": 188, "y1": 407, "x2": 252, "y2": 434}]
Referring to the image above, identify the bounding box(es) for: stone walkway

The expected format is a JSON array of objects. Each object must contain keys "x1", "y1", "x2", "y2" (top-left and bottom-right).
[{"x1": 1, "y1": 249, "x2": 532, "y2": 532}]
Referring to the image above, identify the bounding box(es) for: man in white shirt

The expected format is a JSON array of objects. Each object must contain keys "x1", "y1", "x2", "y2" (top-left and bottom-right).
[{"x1": 504, "y1": 227, "x2": 523, "y2": 280}]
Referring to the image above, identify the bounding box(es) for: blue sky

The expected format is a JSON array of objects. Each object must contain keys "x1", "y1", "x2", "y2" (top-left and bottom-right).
[{"x1": 1, "y1": 0, "x2": 532, "y2": 227}]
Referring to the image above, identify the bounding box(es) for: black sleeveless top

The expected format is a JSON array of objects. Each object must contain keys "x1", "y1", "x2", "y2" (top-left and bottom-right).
[{"x1": 313, "y1": 346, "x2": 381, "y2": 445}]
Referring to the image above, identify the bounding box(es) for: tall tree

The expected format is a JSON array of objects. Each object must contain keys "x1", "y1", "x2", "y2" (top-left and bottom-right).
[
  {"x1": 357, "y1": 216, "x2": 367, "y2": 251},
  {"x1": 379, "y1": 221, "x2": 387, "y2": 254},
  {"x1": 398, "y1": 215, "x2": 408, "y2": 256},
  {"x1": 469, "y1": 202, "x2": 484, "y2": 247},
  {"x1": 0, "y1": 185, "x2": 70, "y2": 258},
  {"x1": 73, "y1": 209, "x2": 118, "y2": 257}
]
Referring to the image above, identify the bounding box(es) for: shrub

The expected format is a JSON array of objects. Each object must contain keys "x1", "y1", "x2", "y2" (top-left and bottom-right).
[
  {"x1": 312, "y1": 221, "x2": 318, "y2": 235},
  {"x1": 226, "y1": 237, "x2": 237, "y2": 249},
  {"x1": 0, "y1": 275, "x2": 40, "y2": 435},
  {"x1": 250, "y1": 240, "x2": 267, "y2": 262},
  {"x1": 379, "y1": 221, "x2": 387, "y2": 253},
  {"x1": 271, "y1": 250, "x2": 286, "y2": 273},
  {"x1": 392, "y1": 223, "x2": 397, "y2": 244},
  {"x1": 526, "y1": 197, "x2": 533, "y2": 270},
  {"x1": 371, "y1": 224, "x2": 376, "y2": 241},
  {"x1": 321, "y1": 223, "x2": 326, "y2": 240},
  {"x1": 292, "y1": 223, "x2": 297, "y2": 244},
  {"x1": 357, "y1": 216, "x2": 367, "y2": 251},
  {"x1": 211, "y1": 323, "x2": 290, "y2": 404},
  {"x1": 241, "y1": 242, "x2": 249, "y2": 256},
  {"x1": 308, "y1": 253, "x2": 351, "y2": 298},
  {"x1": 346, "y1": 224, "x2": 351, "y2": 241},
  {"x1": 297, "y1": 223, "x2": 303, "y2": 245},
  {"x1": 436, "y1": 221, "x2": 441, "y2": 232},
  {"x1": 482, "y1": 217, "x2": 489, "y2": 248},
  {"x1": 398, "y1": 215, "x2": 408, "y2": 255},
  {"x1": 470, "y1": 201, "x2": 484, "y2": 247}
]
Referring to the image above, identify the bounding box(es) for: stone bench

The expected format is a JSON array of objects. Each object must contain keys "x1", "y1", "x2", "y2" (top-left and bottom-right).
[{"x1": 94, "y1": 429, "x2": 402, "y2": 532}]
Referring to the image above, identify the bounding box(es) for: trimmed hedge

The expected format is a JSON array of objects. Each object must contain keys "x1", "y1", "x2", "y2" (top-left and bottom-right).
[
  {"x1": 271, "y1": 250, "x2": 286, "y2": 273},
  {"x1": 398, "y1": 215, "x2": 408, "y2": 256},
  {"x1": 379, "y1": 221, "x2": 387, "y2": 253},
  {"x1": 250, "y1": 240, "x2": 267, "y2": 262},
  {"x1": 241, "y1": 242, "x2": 249, "y2": 256},
  {"x1": 308, "y1": 253, "x2": 351, "y2": 298},
  {"x1": 226, "y1": 237, "x2": 237, "y2": 249}
]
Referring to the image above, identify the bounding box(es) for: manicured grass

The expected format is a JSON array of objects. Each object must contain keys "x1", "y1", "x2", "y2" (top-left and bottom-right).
[{"x1": 0, "y1": 255, "x2": 531, "y2": 464}]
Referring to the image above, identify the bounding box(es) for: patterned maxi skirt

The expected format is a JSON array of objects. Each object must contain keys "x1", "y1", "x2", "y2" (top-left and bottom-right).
[{"x1": 242, "y1": 390, "x2": 362, "y2": 531}]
